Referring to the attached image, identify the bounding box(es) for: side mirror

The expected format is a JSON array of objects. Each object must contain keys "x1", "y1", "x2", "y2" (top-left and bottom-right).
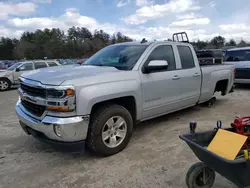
[
  {"x1": 144, "y1": 60, "x2": 168, "y2": 73},
  {"x1": 16, "y1": 68, "x2": 20, "y2": 72}
]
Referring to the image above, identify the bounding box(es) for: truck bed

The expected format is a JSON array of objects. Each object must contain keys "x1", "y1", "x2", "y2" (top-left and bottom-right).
[
  {"x1": 201, "y1": 64, "x2": 234, "y2": 71},
  {"x1": 199, "y1": 64, "x2": 234, "y2": 103}
]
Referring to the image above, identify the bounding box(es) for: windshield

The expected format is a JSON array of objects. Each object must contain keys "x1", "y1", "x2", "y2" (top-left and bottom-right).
[
  {"x1": 225, "y1": 50, "x2": 250, "y2": 62},
  {"x1": 7, "y1": 62, "x2": 22, "y2": 70},
  {"x1": 85, "y1": 45, "x2": 148, "y2": 70}
]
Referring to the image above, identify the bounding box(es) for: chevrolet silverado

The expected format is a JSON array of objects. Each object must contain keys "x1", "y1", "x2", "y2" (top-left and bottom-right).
[{"x1": 16, "y1": 37, "x2": 235, "y2": 156}]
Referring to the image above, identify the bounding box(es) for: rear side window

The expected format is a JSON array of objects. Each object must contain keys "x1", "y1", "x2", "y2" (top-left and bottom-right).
[
  {"x1": 225, "y1": 50, "x2": 250, "y2": 62},
  {"x1": 34, "y1": 62, "x2": 47, "y2": 69},
  {"x1": 145, "y1": 45, "x2": 176, "y2": 71},
  {"x1": 47, "y1": 61, "x2": 58, "y2": 67},
  {"x1": 178, "y1": 46, "x2": 195, "y2": 69}
]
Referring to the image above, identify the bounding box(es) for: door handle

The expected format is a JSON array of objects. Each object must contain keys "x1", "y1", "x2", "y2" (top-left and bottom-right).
[
  {"x1": 193, "y1": 73, "x2": 200, "y2": 77},
  {"x1": 172, "y1": 75, "x2": 180, "y2": 80}
]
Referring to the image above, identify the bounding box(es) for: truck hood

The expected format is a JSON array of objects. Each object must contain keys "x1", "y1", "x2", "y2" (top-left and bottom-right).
[{"x1": 21, "y1": 65, "x2": 120, "y2": 85}]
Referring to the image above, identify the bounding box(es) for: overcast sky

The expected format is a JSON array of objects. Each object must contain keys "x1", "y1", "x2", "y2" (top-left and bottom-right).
[{"x1": 0, "y1": 0, "x2": 249, "y2": 41}]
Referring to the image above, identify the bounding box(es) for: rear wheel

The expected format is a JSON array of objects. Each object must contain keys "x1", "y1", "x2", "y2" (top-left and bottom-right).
[
  {"x1": 0, "y1": 78, "x2": 11, "y2": 91},
  {"x1": 87, "y1": 104, "x2": 133, "y2": 156},
  {"x1": 186, "y1": 162, "x2": 215, "y2": 188}
]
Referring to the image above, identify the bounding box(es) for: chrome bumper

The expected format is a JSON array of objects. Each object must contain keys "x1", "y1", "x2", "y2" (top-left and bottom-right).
[{"x1": 16, "y1": 101, "x2": 89, "y2": 142}]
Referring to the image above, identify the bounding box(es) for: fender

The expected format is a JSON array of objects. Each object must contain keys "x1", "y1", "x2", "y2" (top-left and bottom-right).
[
  {"x1": 0, "y1": 72, "x2": 14, "y2": 84},
  {"x1": 199, "y1": 67, "x2": 233, "y2": 103},
  {"x1": 76, "y1": 79, "x2": 142, "y2": 120}
]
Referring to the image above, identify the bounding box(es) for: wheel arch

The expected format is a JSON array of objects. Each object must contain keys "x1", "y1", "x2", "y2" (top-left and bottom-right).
[
  {"x1": 90, "y1": 96, "x2": 137, "y2": 123},
  {"x1": 214, "y1": 79, "x2": 228, "y2": 95}
]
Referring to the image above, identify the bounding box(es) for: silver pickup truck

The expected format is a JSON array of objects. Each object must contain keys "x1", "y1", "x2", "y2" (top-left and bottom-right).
[{"x1": 16, "y1": 38, "x2": 235, "y2": 156}]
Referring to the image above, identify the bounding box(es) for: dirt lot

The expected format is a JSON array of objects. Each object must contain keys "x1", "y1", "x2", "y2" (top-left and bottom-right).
[{"x1": 1, "y1": 88, "x2": 250, "y2": 188}]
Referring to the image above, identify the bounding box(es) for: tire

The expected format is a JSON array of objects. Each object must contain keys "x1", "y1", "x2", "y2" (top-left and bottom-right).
[
  {"x1": 186, "y1": 162, "x2": 215, "y2": 188},
  {"x1": 0, "y1": 78, "x2": 11, "y2": 91},
  {"x1": 87, "y1": 104, "x2": 133, "y2": 156}
]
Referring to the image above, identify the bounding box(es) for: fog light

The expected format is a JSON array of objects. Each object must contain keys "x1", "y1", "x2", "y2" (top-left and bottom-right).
[{"x1": 53, "y1": 124, "x2": 62, "y2": 137}]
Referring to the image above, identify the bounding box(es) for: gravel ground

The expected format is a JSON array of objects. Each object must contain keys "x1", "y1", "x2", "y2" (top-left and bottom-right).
[{"x1": 1, "y1": 87, "x2": 250, "y2": 188}]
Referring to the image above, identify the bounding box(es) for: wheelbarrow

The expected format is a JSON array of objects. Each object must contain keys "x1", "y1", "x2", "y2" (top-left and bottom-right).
[{"x1": 180, "y1": 126, "x2": 250, "y2": 188}]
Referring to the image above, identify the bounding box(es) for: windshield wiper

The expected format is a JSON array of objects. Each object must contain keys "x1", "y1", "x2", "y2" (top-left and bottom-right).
[
  {"x1": 85, "y1": 64, "x2": 107, "y2": 67},
  {"x1": 84, "y1": 64, "x2": 127, "y2": 70}
]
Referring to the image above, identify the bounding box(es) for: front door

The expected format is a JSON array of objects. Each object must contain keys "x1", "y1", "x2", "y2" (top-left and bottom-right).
[
  {"x1": 140, "y1": 44, "x2": 183, "y2": 120},
  {"x1": 14, "y1": 63, "x2": 34, "y2": 83}
]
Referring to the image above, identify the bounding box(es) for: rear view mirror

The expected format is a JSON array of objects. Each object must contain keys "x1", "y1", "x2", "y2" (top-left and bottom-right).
[
  {"x1": 16, "y1": 68, "x2": 20, "y2": 72},
  {"x1": 144, "y1": 60, "x2": 168, "y2": 73}
]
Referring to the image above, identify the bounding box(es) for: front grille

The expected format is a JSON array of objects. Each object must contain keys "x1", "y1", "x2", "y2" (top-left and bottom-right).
[
  {"x1": 21, "y1": 100, "x2": 46, "y2": 117},
  {"x1": 20, "y1": 83, "x2": 46, "y2": 98},
  {"x1": 235, "y1": 68, "x2": 250, "y2": 79}
]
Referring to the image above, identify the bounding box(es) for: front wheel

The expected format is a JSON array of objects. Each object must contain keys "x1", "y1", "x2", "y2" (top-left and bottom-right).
[
  {"x1": 186, "y1": 162, "x2": 215, "y2": 188},
  {"x1": 0, "y1": 78, "x2": 11, "y2": 91},
  {"x1": 87, "y1": 104, "x2": 133, "y2": 156}
]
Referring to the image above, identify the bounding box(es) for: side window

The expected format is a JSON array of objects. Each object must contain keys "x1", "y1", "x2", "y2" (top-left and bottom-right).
[
  {"x1": 145, "y1": 45, "x2": 176, "y2": 71},
  {"x1": 34, "y1": 62, "x2": 47, "y2": 69},
  {"x1": 177, "y1": 46, "x2": 195, "y2": 69},
  {"x1": 47, "y1": 61, "x2": 58, "y2": 67},
  {"x1": 19, "y1": 63, "x2": 33, "y2": 71}
]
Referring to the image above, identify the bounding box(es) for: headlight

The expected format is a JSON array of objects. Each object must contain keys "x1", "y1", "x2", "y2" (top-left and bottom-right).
[
  {"x1": 47, "y1": 89, "x2": 65, "y2": 98},
  {"x1": 46, "y1": 85, "x2": 76, "y2": 112},
  {"x1": 46, "y1": 86, "x2": 75, "y2": 99},
  {"x1": 65, "y1": 88, "x2": 75, "y2": 96}
]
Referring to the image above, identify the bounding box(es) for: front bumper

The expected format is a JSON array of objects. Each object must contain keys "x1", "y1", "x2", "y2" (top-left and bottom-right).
[{"x1": 16, "y1": 101, "x2": 90, "y2": 143}]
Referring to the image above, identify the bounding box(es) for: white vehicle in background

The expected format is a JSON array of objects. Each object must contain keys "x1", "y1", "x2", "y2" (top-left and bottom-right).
[
  {"x1": 222, "y1": 47, "x2": 250, "y2": 84},
  {"x1": 0, "y1": 60, "x2": 61, "y2": 91}
]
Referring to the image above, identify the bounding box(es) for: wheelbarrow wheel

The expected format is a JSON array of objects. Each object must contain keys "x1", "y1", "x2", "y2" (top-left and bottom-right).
[{"x1": 186, "y1": 162, "x2": 215, "y2": 188}]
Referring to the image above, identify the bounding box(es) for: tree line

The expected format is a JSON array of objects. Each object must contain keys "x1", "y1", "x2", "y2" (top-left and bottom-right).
[
  {"x1": 0, "y1": 27, "x2": 249, "y2": 60},
  {"x1": 0, "y1": 27, "x2": 133, "y2": 60},
  {"x1": 191, "y1": 36, "x2": 249, "y2": 50}
]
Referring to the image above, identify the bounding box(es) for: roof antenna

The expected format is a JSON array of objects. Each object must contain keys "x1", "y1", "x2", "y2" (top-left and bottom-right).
[{"x1": 141, "y1": 38, "x2": 147, "y2": 43}]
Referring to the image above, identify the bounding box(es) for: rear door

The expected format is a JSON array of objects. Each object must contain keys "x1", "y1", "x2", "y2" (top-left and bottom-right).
[
  {"x1": 175, "y1": 45, "x2": 201, "y2": 107},
  {"x1": 34, "y1": 61, "x2": 48, "y2": 70},
  {"x1": 140, "y1": 44, "x2": 184, "y2": 119}
]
